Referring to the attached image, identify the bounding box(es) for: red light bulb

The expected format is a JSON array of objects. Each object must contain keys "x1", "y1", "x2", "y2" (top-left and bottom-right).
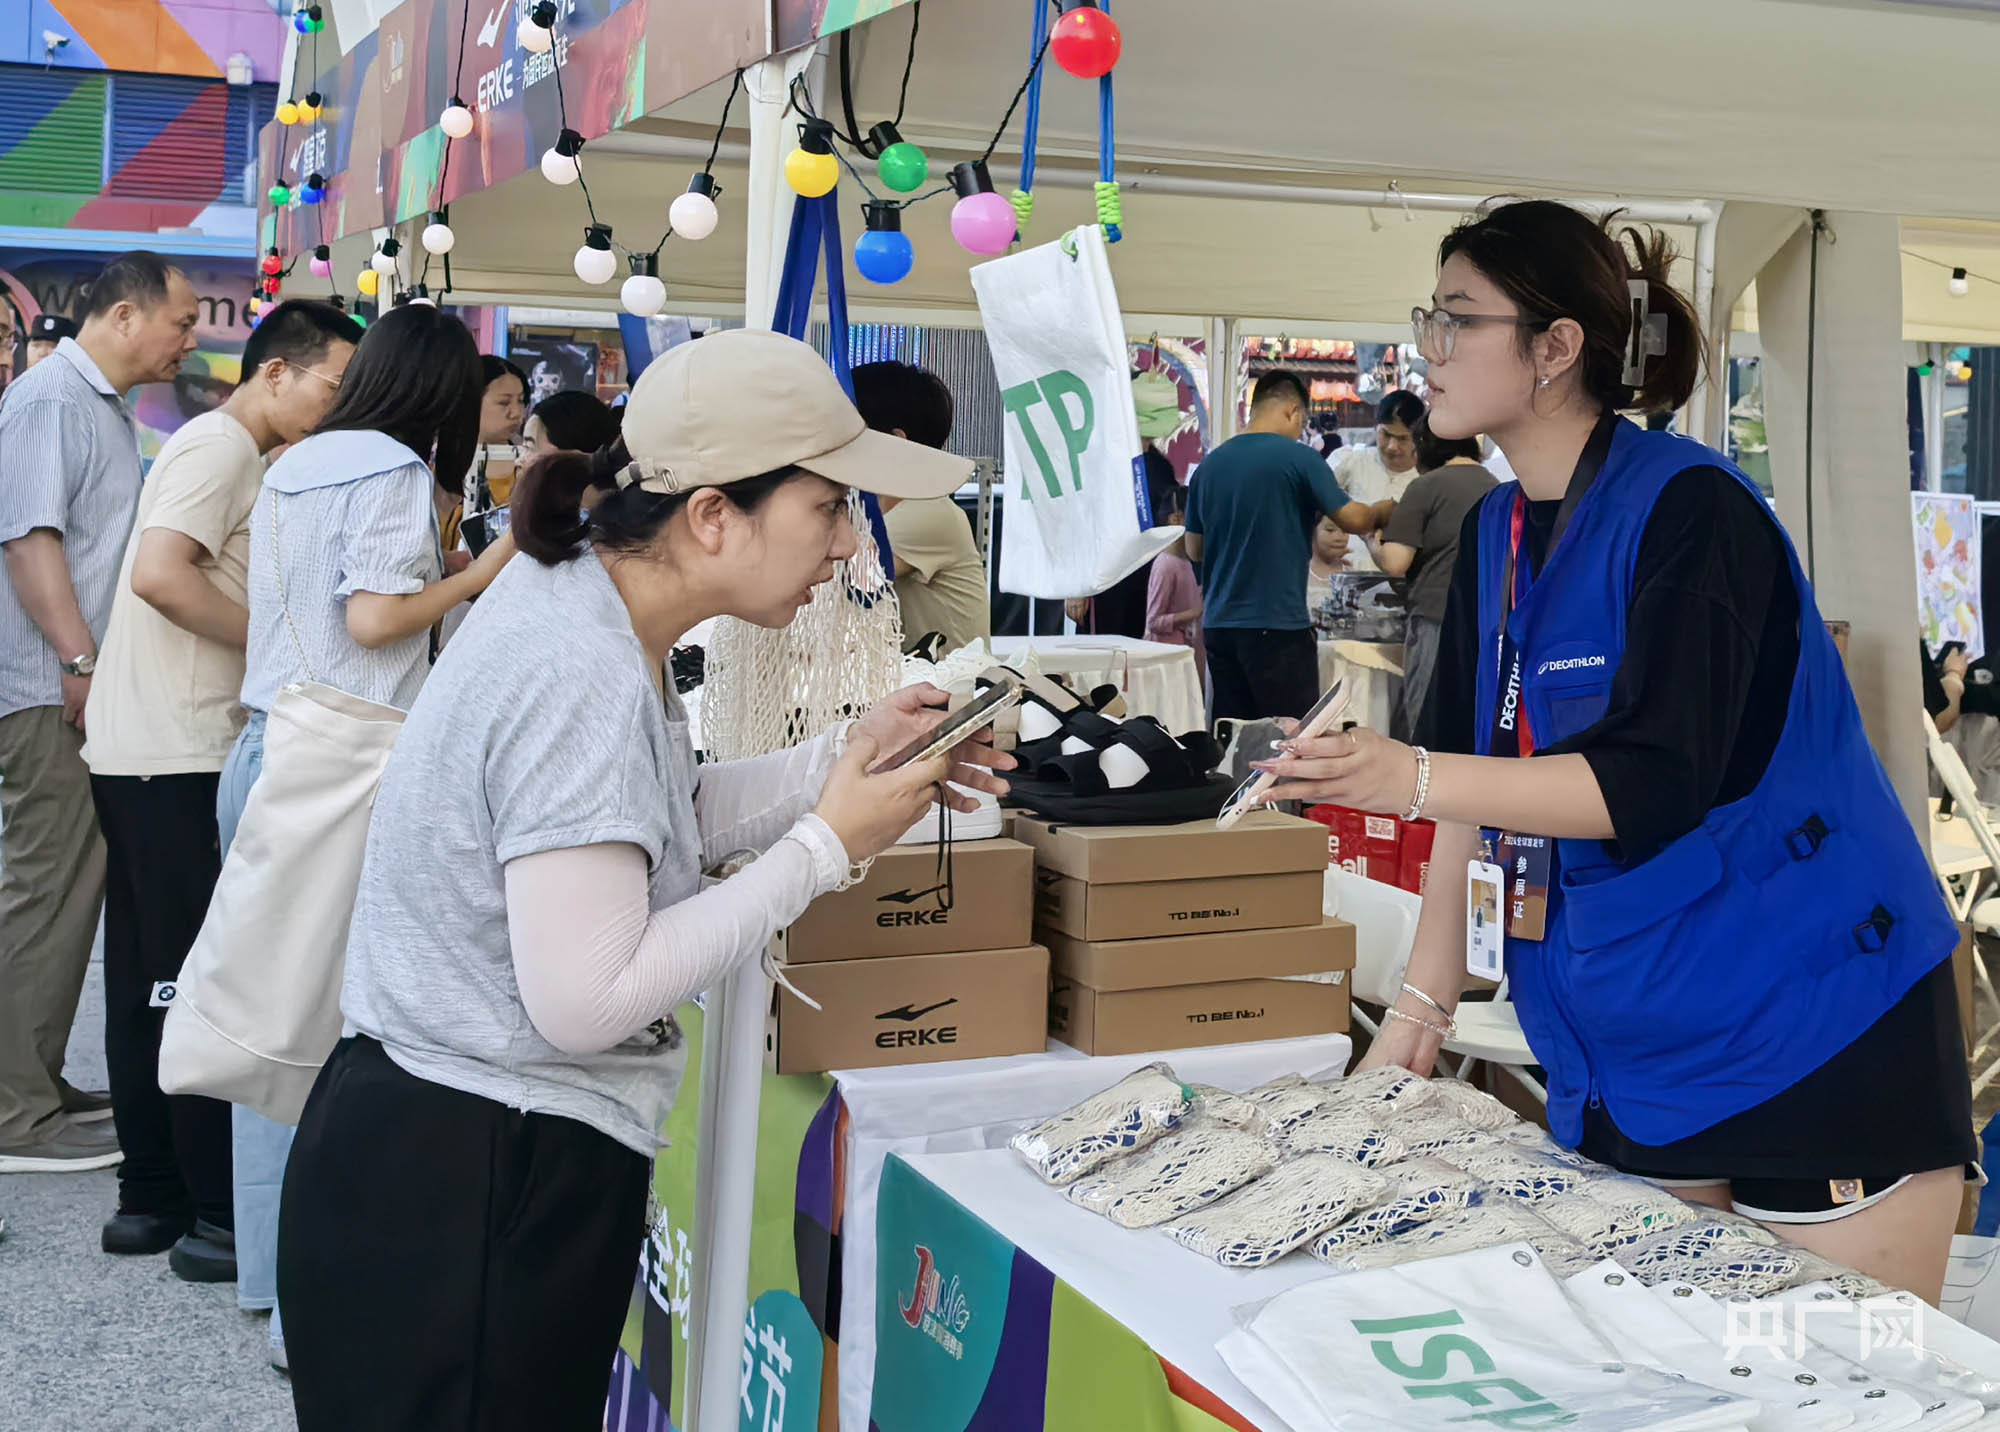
[
  {"x1": 260, "y1": 250, "x2": 283, "y2": 277},
  {"x1": 1050, "y1": 3, "x2": 1122, "y2": 79}
]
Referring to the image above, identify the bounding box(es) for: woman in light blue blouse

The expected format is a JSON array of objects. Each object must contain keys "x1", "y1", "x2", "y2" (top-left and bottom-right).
[{"x1": 216, "y1": 303, "x2": 516, "y2": 1371}]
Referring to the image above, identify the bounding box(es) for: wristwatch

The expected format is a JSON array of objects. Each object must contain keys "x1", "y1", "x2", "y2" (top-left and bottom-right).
[{"x1": 61, "y1": 652, "x2": 96, "y2": 677}]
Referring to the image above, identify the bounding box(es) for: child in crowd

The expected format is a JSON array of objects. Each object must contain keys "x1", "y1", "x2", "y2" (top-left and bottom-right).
[{"x1": 1146, "y1": 486, "x2": 1204, "y2": 677}]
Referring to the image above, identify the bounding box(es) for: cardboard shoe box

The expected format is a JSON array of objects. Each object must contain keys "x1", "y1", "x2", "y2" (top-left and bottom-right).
[
  {"x1": 1050, "y1": 975, "x2": 1349, "y2": 1057},
  {"x1": 768, "y1": 945, "x2": 1050, "y2": 1074},
  {"x1": 1040, "y1": 917, "x2": 1355, "y2": 990},
  {"x1": 784, "y1": 838, "x2": 1033, "y2": 962},
  {"x1": 1013, "y1": 810, "x2": 1330, "y2": 884},
  {"x1": 1034, "y1": 868, "x2": 1323, "y2": 941}
]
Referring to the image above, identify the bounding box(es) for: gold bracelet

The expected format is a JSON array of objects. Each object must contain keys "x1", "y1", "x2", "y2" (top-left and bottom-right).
[{"x1": 1385, "y1": 1004, "x2": 1454, "y2": 1040}]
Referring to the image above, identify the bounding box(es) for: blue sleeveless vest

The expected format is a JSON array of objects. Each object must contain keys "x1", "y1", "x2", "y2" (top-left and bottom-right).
[{"x1": 1472, "y1": 419, "x2": 1953, "y2": 1148}]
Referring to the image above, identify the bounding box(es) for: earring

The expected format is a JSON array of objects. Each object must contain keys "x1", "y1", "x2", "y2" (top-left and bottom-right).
[{"x1": 1538, "y1": 375, "x2": 1550, "y2": 388}]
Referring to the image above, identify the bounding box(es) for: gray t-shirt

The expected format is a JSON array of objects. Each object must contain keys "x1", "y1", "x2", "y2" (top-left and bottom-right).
[
  {"x1": 0, "y1": 339, "x2": 142, "y2": 717},
  {"x1": 1381, "y1": 462, "x2": 1498, "y2": 624},
  {"x1": 340, "y1": 548, "x2": 698, "y2": 1153}
]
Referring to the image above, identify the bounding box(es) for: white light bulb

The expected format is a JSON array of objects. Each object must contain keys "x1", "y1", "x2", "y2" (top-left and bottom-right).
[
  {"x1": 668, "y1": 190, "x2": 719, "y2": 241},
  {"x1": 518, "y1": 17, "x2": 553, "y2": 52},
  {"x1": 540, "y1": 147, "x2": 579, "y2": 185},
  {"x1": 621, "y1": 272, "x2": 666, "y2": 316},
  {"x1": 422, "y1": 222, "x2": 456, "y2": 255},
  {"x1": 574, "y1": 243, "x2": 617, "y2": 285},
  {"x1": 370, "y1": 249, "x2": 399, "y2": 275},
  {"x1": 439, "y1": 104, "x2": 474, "y2": 140},
  {"x1": 409, "y1": 295, "x2": 437, "y2": 307},
  {"x1": 1950, "y1": 270, "x2": 1971, "y2": 298}
]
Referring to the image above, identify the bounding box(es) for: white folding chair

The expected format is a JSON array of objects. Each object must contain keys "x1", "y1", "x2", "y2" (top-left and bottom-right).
[
  {"x1": 1324, "y1": 868, "x2": 1546, "y2": 1104},
  {"x1": 1924, "y1": 713, "x2": 2000, "y2": 1092}
]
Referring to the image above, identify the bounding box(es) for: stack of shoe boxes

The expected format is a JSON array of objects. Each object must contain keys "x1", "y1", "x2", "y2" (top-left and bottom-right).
[
  {"x1": 767, "y1": 839, "x2": 1049, "y2": 1073},
  {"x1": 1016, "y1": 811, "x2": 1355, "y2": 1056}
]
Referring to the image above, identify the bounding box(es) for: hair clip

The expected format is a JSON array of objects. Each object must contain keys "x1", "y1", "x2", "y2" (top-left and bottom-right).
[{"x1": 1622, "y1": 278, "x2": 1670, "y2": 387}]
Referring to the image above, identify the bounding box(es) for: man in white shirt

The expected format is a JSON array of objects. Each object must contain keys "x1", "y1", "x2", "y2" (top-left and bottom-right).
[
  {"x1": 1328, "y1": 390, "x2": 1424, "y2": 571},
  {"x1": 83, "y1": 300, "x2": 359, "y2": 1269}
]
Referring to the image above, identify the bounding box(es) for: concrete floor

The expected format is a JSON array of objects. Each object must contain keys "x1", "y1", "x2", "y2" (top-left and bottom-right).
[{"x1": 0, "y1": 953, "x2": 297, "y2": 1431}]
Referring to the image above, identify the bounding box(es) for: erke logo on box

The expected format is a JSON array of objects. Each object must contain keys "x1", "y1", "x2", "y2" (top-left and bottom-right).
[
  {"x1": 874, "y1": 998, "x2": 959, "y2": 1048},
  {"x1": 876, "y1": 884, "x2": 951, "y2": 927}
]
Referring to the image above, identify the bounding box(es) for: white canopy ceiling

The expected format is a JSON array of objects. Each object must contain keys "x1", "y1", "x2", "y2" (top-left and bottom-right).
[{"x1": 401, "y1": 0, "x2": 2000, "y2": 335}]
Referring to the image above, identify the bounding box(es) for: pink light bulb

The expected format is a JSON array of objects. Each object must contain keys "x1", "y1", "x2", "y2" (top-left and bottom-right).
[
  {"x1": 951, "y1": 191, "x2": 1017, "y2": 256},
  {"x1": 309, "y1": 256, "x2": 332, "y2": 277}
]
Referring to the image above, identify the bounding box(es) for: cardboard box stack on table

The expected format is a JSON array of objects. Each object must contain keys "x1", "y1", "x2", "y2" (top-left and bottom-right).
[
  {"x1": 767, "y1": 839, "x2": 1049, "y2": 1074},
  {"x1": 1015, "y1": 811, "x2": 1356, "y2": 1056}
]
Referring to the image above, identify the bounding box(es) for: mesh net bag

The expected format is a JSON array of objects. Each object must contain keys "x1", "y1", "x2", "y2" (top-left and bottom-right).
[
  {"x1": 1535, "y1": 1176, "x2": 1704, "y2": 1256},
  {"x1": 1186, "y1": 1084, "x2": 1268, "y2": 1132},
  {"x1": 1309, "y1": 1157, "x2": 1483, "y2": 1260},
  {"x1": 1622, "y1": 1220, "x2": 1803, "y2": 1297},
  {"x1": 1167, "y1": 1153, "x2": 1389, "y2": 1268},
  {"x1": 1421, "y1": 1078, "x2": 1520, "y2": 1131},
  {"x1": 1243, "y1": 1075, "x2": 1336, "y2": 1135},
  {"x1": 1381, "y1": 1103, "x2": 1507, "y2": 1162},
  {"x1": 701, "y1": 491, "x2": 905, "y2": 762},
  {"x1": 1063, "y1": 1116, "x2": 1277, "y2": 1228},
  {"x1": 1011, "y1": 1063, "x2": 1192, "y2": 1186},
  {"x1": 1435, "y1": 1141, "x2": 1593, "y2": 1206},
  {"x1": 1322, "y1": 1201, "x2": 1596, "y2": 1278},
  {"x1": 1316, "y1": 1065, "x2": 1436, "y2": 1117},
  {"x1": 1276, "y1": 1103, "x2": 1410, "y2": 1167},
  {"x1": 1495, "y1": 1124, "x2": 1600, "y2": 1169}
]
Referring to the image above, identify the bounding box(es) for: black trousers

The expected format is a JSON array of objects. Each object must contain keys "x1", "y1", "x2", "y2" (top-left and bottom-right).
[
  {"x1": 1206, "y1": 626, "x2": 1322, "y2": 722},
  {"x1": 279, "y1": 1037, "x2": 650, "y2": 1431},
  {"x1": 90, "y1": 773, "x2": 232, "y2": 1226}
]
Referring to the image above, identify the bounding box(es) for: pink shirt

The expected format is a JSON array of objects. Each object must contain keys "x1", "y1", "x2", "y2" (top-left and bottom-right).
[{"x1": 1146, "y1": 550, "x2": 1203, "y2": 658}]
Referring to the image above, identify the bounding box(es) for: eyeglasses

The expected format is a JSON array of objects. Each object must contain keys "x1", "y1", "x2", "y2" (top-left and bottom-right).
[
  {"x1": 1410, "y1": 306, "x2": 1550, "y2": 363},
  {"x1": 295, "y1": 366, "x2": 343, "y2": 389}
]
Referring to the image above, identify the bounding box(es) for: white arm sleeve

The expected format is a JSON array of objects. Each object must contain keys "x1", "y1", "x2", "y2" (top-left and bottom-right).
[
  {"x1": 692, "y1": 723, "x2": 849, "y2": 866},
  {"x1": 505, "y1": 815, "x2": 849, "y2": 1056}
]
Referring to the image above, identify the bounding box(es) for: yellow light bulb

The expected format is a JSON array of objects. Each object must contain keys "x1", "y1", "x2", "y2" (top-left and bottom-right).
[
  {"x1": 784, "y1": 146, "x2": 838, "y2": 198},
  {"x1": 296, "y1": 100, "x2": 320, "y2": 122},
  {"x1": 277, "y1": 102, "x2": 300, "y2": 125},
  {"x1": 357, "y1": 269, "x2": 380, "y2": 296}
]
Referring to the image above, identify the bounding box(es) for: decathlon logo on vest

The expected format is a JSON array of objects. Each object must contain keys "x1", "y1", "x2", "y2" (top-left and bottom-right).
[{"x1": 1536, "y1": 654, "x2": 1607, "y2": 677}]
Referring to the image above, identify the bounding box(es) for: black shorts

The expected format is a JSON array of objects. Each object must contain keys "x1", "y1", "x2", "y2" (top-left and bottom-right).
[{"x1": 1575, "y1": 957, "x2": 1978, "y2": 1222}]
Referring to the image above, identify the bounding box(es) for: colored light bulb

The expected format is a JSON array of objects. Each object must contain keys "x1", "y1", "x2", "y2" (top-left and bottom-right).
[
  {"x1": 277, "y1": 102, "x2": 300, "y2": 126},
  {"x1": 785, "y1": 118, "x2": 838, "y2": 198},
  {"x1": 356, "y1": 268, "x2": 380, "y2": 297},
  {"x1": 1049, "y1": 3, "x2": 1123, "y2": 79},
  {"x1": 869, "y1": 122, "x2": 928, "y2": 195},
  {"x1": 948, "y1": 160, "x2": 1016, "y2": 255},
  {"x1": 854, "y1": 201, "x2": 914, "y2": 285},
  {"x1": 268, "y1": 183, "x2": 291, "y2": 206}
]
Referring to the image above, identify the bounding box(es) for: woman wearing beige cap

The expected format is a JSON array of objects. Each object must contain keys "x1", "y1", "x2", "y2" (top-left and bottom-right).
[{"x1": 273, "y1": 329, "x2": 1009, "y2": 1429}]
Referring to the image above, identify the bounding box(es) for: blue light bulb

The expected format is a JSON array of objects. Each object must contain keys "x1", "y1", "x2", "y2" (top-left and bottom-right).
[
  {"x1": 293, "y1": 10, "x2": 311, "y2": 32},
  {"x1": 854, "y1": 228, "x2": 914, "y2": 285}
]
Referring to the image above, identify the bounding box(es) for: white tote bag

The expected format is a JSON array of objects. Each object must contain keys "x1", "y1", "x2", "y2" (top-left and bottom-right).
[
  {"x1": 159, "y1": 498, "x2": 406, "y2": 1124},
  {"x1": 970, "y1": 224, "x2": 1180, "y2": 599}
]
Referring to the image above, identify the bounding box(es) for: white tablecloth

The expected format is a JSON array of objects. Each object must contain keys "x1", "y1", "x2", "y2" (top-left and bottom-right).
[
  {"x1": 1318, "y1": 639, "x2": 1403, "y2": 733},
  {"x1": 831, "y1": 1033, "x2": 1352, "y2": 1432},
  {"x1": 988, "y1": 634, "x2": 1206, "y2": 736},
  {"x1": 891, "y1": 1146, "x2": 1334, "y2": 1432}
]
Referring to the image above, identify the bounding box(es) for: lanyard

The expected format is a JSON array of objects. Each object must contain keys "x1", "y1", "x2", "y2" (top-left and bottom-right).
[{"x1": 1490, "y1": 493, "x2": 1537, "y2": 758}]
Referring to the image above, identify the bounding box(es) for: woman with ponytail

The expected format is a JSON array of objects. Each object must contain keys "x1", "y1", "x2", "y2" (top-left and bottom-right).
[
  {"x1": 1254, "y1": 199, "x2": 1972, "y2": 1300},
  {"x1": 274, "y1": 329, "x2": 1012, "y2": 1428}
]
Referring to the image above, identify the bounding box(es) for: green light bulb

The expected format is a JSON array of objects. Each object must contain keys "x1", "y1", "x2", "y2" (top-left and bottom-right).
[{"x1": 877, "y1": 141, "x2": 929, "y2": 195}]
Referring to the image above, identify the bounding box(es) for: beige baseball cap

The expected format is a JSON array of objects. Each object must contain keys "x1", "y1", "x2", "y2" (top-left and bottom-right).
[{"x1": 615, "y1": 328, "x2": 973, "y2": 500}]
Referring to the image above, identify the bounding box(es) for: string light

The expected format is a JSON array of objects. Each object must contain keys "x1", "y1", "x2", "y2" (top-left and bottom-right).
[
  {"x1": 869, "y1": 121, "x2": 928, "y2": 194},
  {"x1": 670, "y1": 173, "x2": 720, "y2": 241},
  {"x1": 1951, "y1": 267, "x2": 1971, "y2": 298},
  {"x1": 621, "y1": 253, "x2": 666, "y2": 316},
  {"x1": 439, "y1": 97, "x2": 474, "y2": 140},
  {"x1": 854, "y1": 201, "x2": 914, "y2": 285},
  {"x1": 296, "y1": 91, "x2": 322, "y2": 123},
  {"x1": 949, "y1": 159, "x2": 1016, "y2": 255},
  {"x1": 309, "y1": 244, "x2": 332, "y2": 277},
  {"x1": 518, "y1": 0, "x2": 556, "y2": 53},
  {"x1": 422, "y1": 210, "x2": 456, "y2": 255},
  {"x1": 277, "y1": 101, "x2": 300, "y2": 126},
  {"x1": 260, "y1": 248, "x2": 283, "y2": 278},
  {"x1": 301, "y1": 171, "x2": 325, "y2": 204},
  {"x1": 573, "y1": 224, "x2": 617, "y2": 285},
  {"x1": 541, "y1": 129, "x2": 583, "y2": 186},
  {"x1": 268, "y1": 181, "x2": 291, "y2": 205},
  {"x1": 357, "y1": 268, "x2": 380, "y2": 297},
  {"x1": 785, "y1": 118, "x2": 839, "y2": 198},
  {"x1": 371, "y1": 237, "x2": 401, "y2": 275},
  {"x1": 291, "y1": 4, "x2": 322, "y2": 35},
  {"x1": 1050, "y1": 0, "x2": 1123, "y2": 78}
]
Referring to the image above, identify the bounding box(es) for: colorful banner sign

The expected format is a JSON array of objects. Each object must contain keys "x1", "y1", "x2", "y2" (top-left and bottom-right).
[
  {"x1": 263, "y1": 0, "x2": 768, "y2": 253},
  {"x1": 775, "y1": 0, "x2": 921, "y2": 53},
  {"x1": 870, "y1": 1155, "x2": 1253, "y2": 1432}
]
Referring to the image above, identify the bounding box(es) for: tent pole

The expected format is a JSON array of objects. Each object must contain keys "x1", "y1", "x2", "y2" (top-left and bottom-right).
[
  {"x1": 1926, "y1": 342, "x2": 1946, "y2": 493},
  {"x1": 1690, "y1": 210, "x2": 1719, "y2": 444},
  {"x1": 684, "y1": 48, "x2": 813, "y2": 1432},
  {"x1": 1208, "y1": 317, "x2": 1239, "y2": 444}
]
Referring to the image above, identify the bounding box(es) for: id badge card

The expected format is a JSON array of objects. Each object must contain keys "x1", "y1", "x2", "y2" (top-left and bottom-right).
[
  {"x1": 1494, "y1": 832, "x2": 1552, "y2": 942},
  {"x1": 1467, "y1": 858, "x2": 1505, "y2": 982}
]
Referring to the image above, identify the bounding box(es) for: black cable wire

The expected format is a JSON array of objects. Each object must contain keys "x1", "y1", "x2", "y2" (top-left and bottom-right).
[
  {"x1": 1803, "y1": 209, "x2": 1825, "y2": 585},
  {"x1": 836, "y1": 2, "x2": 920, "y2": 156},
  {"x1": 981, "y1": 30, "x2": 1053, "y2": 164},
  {"x1": 421, "y1": 0, "x2": 476, "y2": 289},
  {"x1": 549, "y1": 43, "x2": 603, "y2": 230},
  {"x1": 1903, "y1": 248, "x2": 2000, "y2": 292},
  {"x1": 640, "y1": 69, "x2": 744, "y2": 258}
]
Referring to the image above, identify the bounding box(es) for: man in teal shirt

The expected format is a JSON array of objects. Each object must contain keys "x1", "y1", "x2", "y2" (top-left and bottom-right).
[{"x1": 1186, "y1": 370, "x2": 1388, "y2": 719}]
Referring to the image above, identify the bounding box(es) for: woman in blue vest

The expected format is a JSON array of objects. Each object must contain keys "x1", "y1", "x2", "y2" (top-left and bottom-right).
[{"x1": 1254, "y1": 199, "x2": 1973, "y2": 1301}]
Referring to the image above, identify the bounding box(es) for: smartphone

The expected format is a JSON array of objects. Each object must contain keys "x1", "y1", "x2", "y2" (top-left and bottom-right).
[
  {"x1": 1214, "y1": 679, "x2": 1351, "y2": 830},
  {"x1": 872, "y1": 679, "x2": 1021, "y2": 773}
]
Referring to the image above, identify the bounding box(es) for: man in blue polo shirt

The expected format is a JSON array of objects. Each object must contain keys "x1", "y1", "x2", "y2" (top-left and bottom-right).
[{"x1": 1186, "y1": 369, "x2": 1389, "y2": 719}]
